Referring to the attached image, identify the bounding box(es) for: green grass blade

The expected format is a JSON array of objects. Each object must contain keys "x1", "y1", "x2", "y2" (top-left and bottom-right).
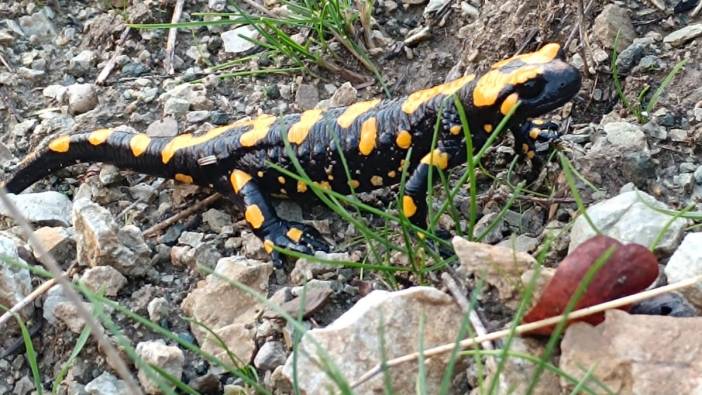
[{"x1": 644, "y1": 59, "x2": 687, "y2": 115}]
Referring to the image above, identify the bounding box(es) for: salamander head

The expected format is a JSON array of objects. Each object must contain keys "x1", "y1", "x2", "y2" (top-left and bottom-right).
[{"x1": 471, "y1": 43, "x2": 581, "y2": 121}]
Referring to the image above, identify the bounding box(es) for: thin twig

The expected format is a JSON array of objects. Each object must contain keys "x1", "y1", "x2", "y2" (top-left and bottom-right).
[
  {"x1": 96, "y1": 27, "x2": 131, "y2": 85},
  {"x1": 164, "y1": 0, "x2": 185, "y2": 75},
  {"x1": 441, "y1": 272, "x2": 497, "y2": 371},
  {"x1": 0, "y1": 187, "x2": 144, "y2": 394},
  {"x1": 0, "y1": 51, "x2": 14, "y2": 72},
  {"x1": 241, "y1": 0, "x2": 275, "y2": 17},
  {"x1": 143, "y1": 192, "x2": 222, "y2": 237},
  {"x1": 350, "y1": 274, "x2": 702, "y2": 388},
  {"x1": 692, "y1": 0, "x2": 702, "y2": 16},
  {"x1": 0, "y1": 261, "x2": 76, "y2": 328}
]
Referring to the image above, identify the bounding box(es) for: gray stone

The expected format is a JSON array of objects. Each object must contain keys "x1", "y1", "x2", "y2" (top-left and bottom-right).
[
  {"x1": 0, "y1": 235, "x2": 32, "y2": 321},
  {"x1": 254, "y1": 341, "x2": 287, "y2": 371},
  {"x1": 81, "y1": 266, "x2": 127, "y2": 297},
  {"x1": 11, "y1": 119, "x2": 36, "y2": 137},
  {"x1": 282, "y1": 287, "x2": 466, "y2": 394},
  {"x1": 496, "y1": 234, "x2": 540, "y2": 253},
  {"x1": 641, "y1": 121, "x2": 667, "y2": 140},
  {"x1": 569, "y1": 190, "x2": 688, "y2": 254},
  {"x1": 159, "y1": 83, "x2": 210, "y2": 110},
  {"x1": 186, "y1": 110, "x2": 209, "y2": 124},
  {"x1": 43, "y1": 285, "x2": 88, "y2": 333},
  {"x1": 669, "y1": 128, "x2": 688, "y2": 142},
  {"x1": 636, "y1": 55, "x2": 663, "y2": 71},
  {"x1": 68, "y1": 50, "x2": 97, "y2": 76},
  {"x1": 208, "y1": 0, "x2": 227, "y2": 11},
  {"x1": 664, "y1": 233, "x2": 702, "y2": 309},
  {"x1": 147, "y1": 297, "x2": 170, "y2": 321},
  {"x1": 135, "y1": 341, "x2": 184, "y2": 395},
  {"x1": 181, "y1": 257, "x2": 272, "y2": 362},
  {"x1": 178, "y1": 231, "x2": 204, "y2": 247},
  {"x1": 329, "y1": 82, "x2": 357, "y2": 108},
  {"x1": 290, "y1": 251, "x2": 351, "y2": 285},
  {"x1": 202, "y1": 209, "x2": 231, "y2": 233},
  {"x1": 18, "y1": 8, "x2": 56, "y2": 39},
  {"x1": 146, "y1": 117, "x2": 178, "y2": 137},
  {"x1": 85, "y1": 371, "x2": 130, "y2": 395},
  {"x1": 694, "y1": 166, "x2": 702, "y2": 184},
  {"x1": 67, "y1": 83, "x2": 98, "y2": 115},
  {"x1": 98, "y1": 165, "x2": 122, "y2": 186},
  {"x1": 603, "y1": 122, "x2": 647, "y2": 150},
  {"x1": 616, "y1": 40, "x2": 646, "y2": 73},
  {"x1": 295, "y1": 83, "x2": 320, "y2": 110},
  {"x1": 593, "y1": 4, "x2": 636, "y2": 51},
  {"x1": 32, "y1": 226, "x2": 75, "y2": 263},
  {"x1": 1, "y1": 191, "x2": 72, "y2": 227},
  {"x1": 72, "y1": 199, "x2": 151, "y2": 276},
  {"x1": 42, "y1": 84, "x2": 68, "y2": 102},
  {"x1": 221, "y1": 26, "x2": 260, "y2": 53},
  {"x1": 163, "y1": 97, "x2": 190, "y2": 115},
  {"x1": 663, "y1": 23, "x2": 702, "y2": 47}
]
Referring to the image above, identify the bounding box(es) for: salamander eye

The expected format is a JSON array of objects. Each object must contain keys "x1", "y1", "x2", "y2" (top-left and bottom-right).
[{"x1": 518, "y1": 78, "x2": 545, "y2": 99}]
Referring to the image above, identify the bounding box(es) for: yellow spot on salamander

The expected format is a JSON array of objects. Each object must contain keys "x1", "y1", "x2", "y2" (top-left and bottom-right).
[
  {"x1": 257, "y1": 171, "x2": 264, "y2": 178},
  {"x1": 263, "y1": 239, "x2": 274, "y2": 253},
  {"x1": 175, "y1": 173, "x2": 193, "y2": 184},
  {"x1": 297, "y1": 181, "x2": 308, "y2": 193},
  {"x1": 402, "y1": 195, "x2": 417, "y2": 217},
  {"x1": 230, "y1": 170, "x2": 252, "y2": 193},
  {"x1": 245, "y1": 205, "x2": 265, "y2": 229},
  {"x1": 359, "y1": 117, "x2": 378, "y2": 155},
  {"x1": 348, "y1": 179, "x2": 360, "y2": 189},
  {"x1": 370, "y1": 175, "x2": 383, "y2": 186},
  {"x1": 492, "y1": 43, "x2": 561, "y2": 69},
  {"x1": 288, "y1": 109, "x2": 323, "y2": 144},
  {"x1": 129, "y1": 134, "x2": 151, "y2": 157},
  {"x1": 527, "y1": 150, "x2": 536, "y2": 159},
  {"x1": 318, "y1": 181, "x2": 331, "y2": 190},
  {"x1": 401, "y1": 74, "x2": 475, "y2": 114},
  {"x1": 522, "y1": 143, "x2": 530, "y2": 154},
  {"x1": 387, "y1": 170, "x2": 397, "y2": 178},
  {"x1": 161, "y1": 120, "x2": 252, "y2": 164},
  {"x1": 239, "y1": 114, "x2": 277, "y2": 147},
  {"x1": 287, "y1": 227, "x2": 303, "y2": 243},
  {"x1": 88, "y1": 128, "x2": 112, "y2": 146},
  {"x1": 396, "y1": 130, "x2": 412, "y2": 149},
  {"x1": 474, "y1": 67, "x2": 541, "y2": 107},
  {"x1": 337, "y1": 99, "x2": 381, "y2": 128},
  {"x1": 500, "y1": 93, "x2": 520, "y2": 115},
  {"x1": 48, "y1": 136, "x2": 70, "y2": 153},
  {"x1": 328, "y1": 174, "x2": 334, "y2": 181},
  {"x1": 473, "y1": 44, "x2": 560, "y2": 108},
  {"x1": 483, "y1": 124, "x2": 493, "y2": 133},
  {"x1": 420, "y1": 149, "x2": 449, "y2": 170},
  {"x1": 450, "y1": 125, "x2": 462, "y2": 135},
  {"x1": 277, "y1": 176, "x2": 286, "y2": 185},
  {"x1": 532, "y1": 119, "x2": 545, "y2": 125},
  {"x1": 529, "y1": 128, "x2": 541, "y2": 140}
]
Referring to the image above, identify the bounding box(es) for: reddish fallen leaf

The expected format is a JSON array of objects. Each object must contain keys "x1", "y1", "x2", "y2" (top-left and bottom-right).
[{"x1": 522, "y1": 235, "x2": 659, "y2": 335}]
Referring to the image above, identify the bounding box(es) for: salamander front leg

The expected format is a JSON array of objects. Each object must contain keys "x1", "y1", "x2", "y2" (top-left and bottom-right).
[{"x1": 223, "y1": 170, "x2": 330, "y2": 267}]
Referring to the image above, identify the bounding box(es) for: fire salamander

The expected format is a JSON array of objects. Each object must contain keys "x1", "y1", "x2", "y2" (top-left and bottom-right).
[{"x1": 4, "y1": 43, "x2": 581, "y2": 265}]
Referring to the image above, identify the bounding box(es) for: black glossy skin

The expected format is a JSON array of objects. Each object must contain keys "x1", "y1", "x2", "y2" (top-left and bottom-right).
[{"x1": 4, "y1": 43, "x2": 581, "y2": 265}]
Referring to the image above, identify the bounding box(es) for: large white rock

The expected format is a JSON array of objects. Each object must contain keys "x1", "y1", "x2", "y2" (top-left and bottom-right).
[
  {"x1": 569, "y1": 190, "x2": 687, "y2": 254},
  {"x1": 282, "y1": 287, "x2": 465, "y2": 394},
  {"x1": 664, "y1": 232, "x2": 702, "y2": 309},
  {"x1": 560, "y1": 310, "x2": 702, "y2": 394}
]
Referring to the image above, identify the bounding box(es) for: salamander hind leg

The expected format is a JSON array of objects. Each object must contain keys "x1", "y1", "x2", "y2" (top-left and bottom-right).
[{"x1": 224, "y1": 170, "x2": 330, "y2": 267}]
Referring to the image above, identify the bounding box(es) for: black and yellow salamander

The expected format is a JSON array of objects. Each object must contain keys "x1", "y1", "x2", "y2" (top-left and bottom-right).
[{"x1": 3, "y1": 43, "x2": 581, "y2": 264}]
